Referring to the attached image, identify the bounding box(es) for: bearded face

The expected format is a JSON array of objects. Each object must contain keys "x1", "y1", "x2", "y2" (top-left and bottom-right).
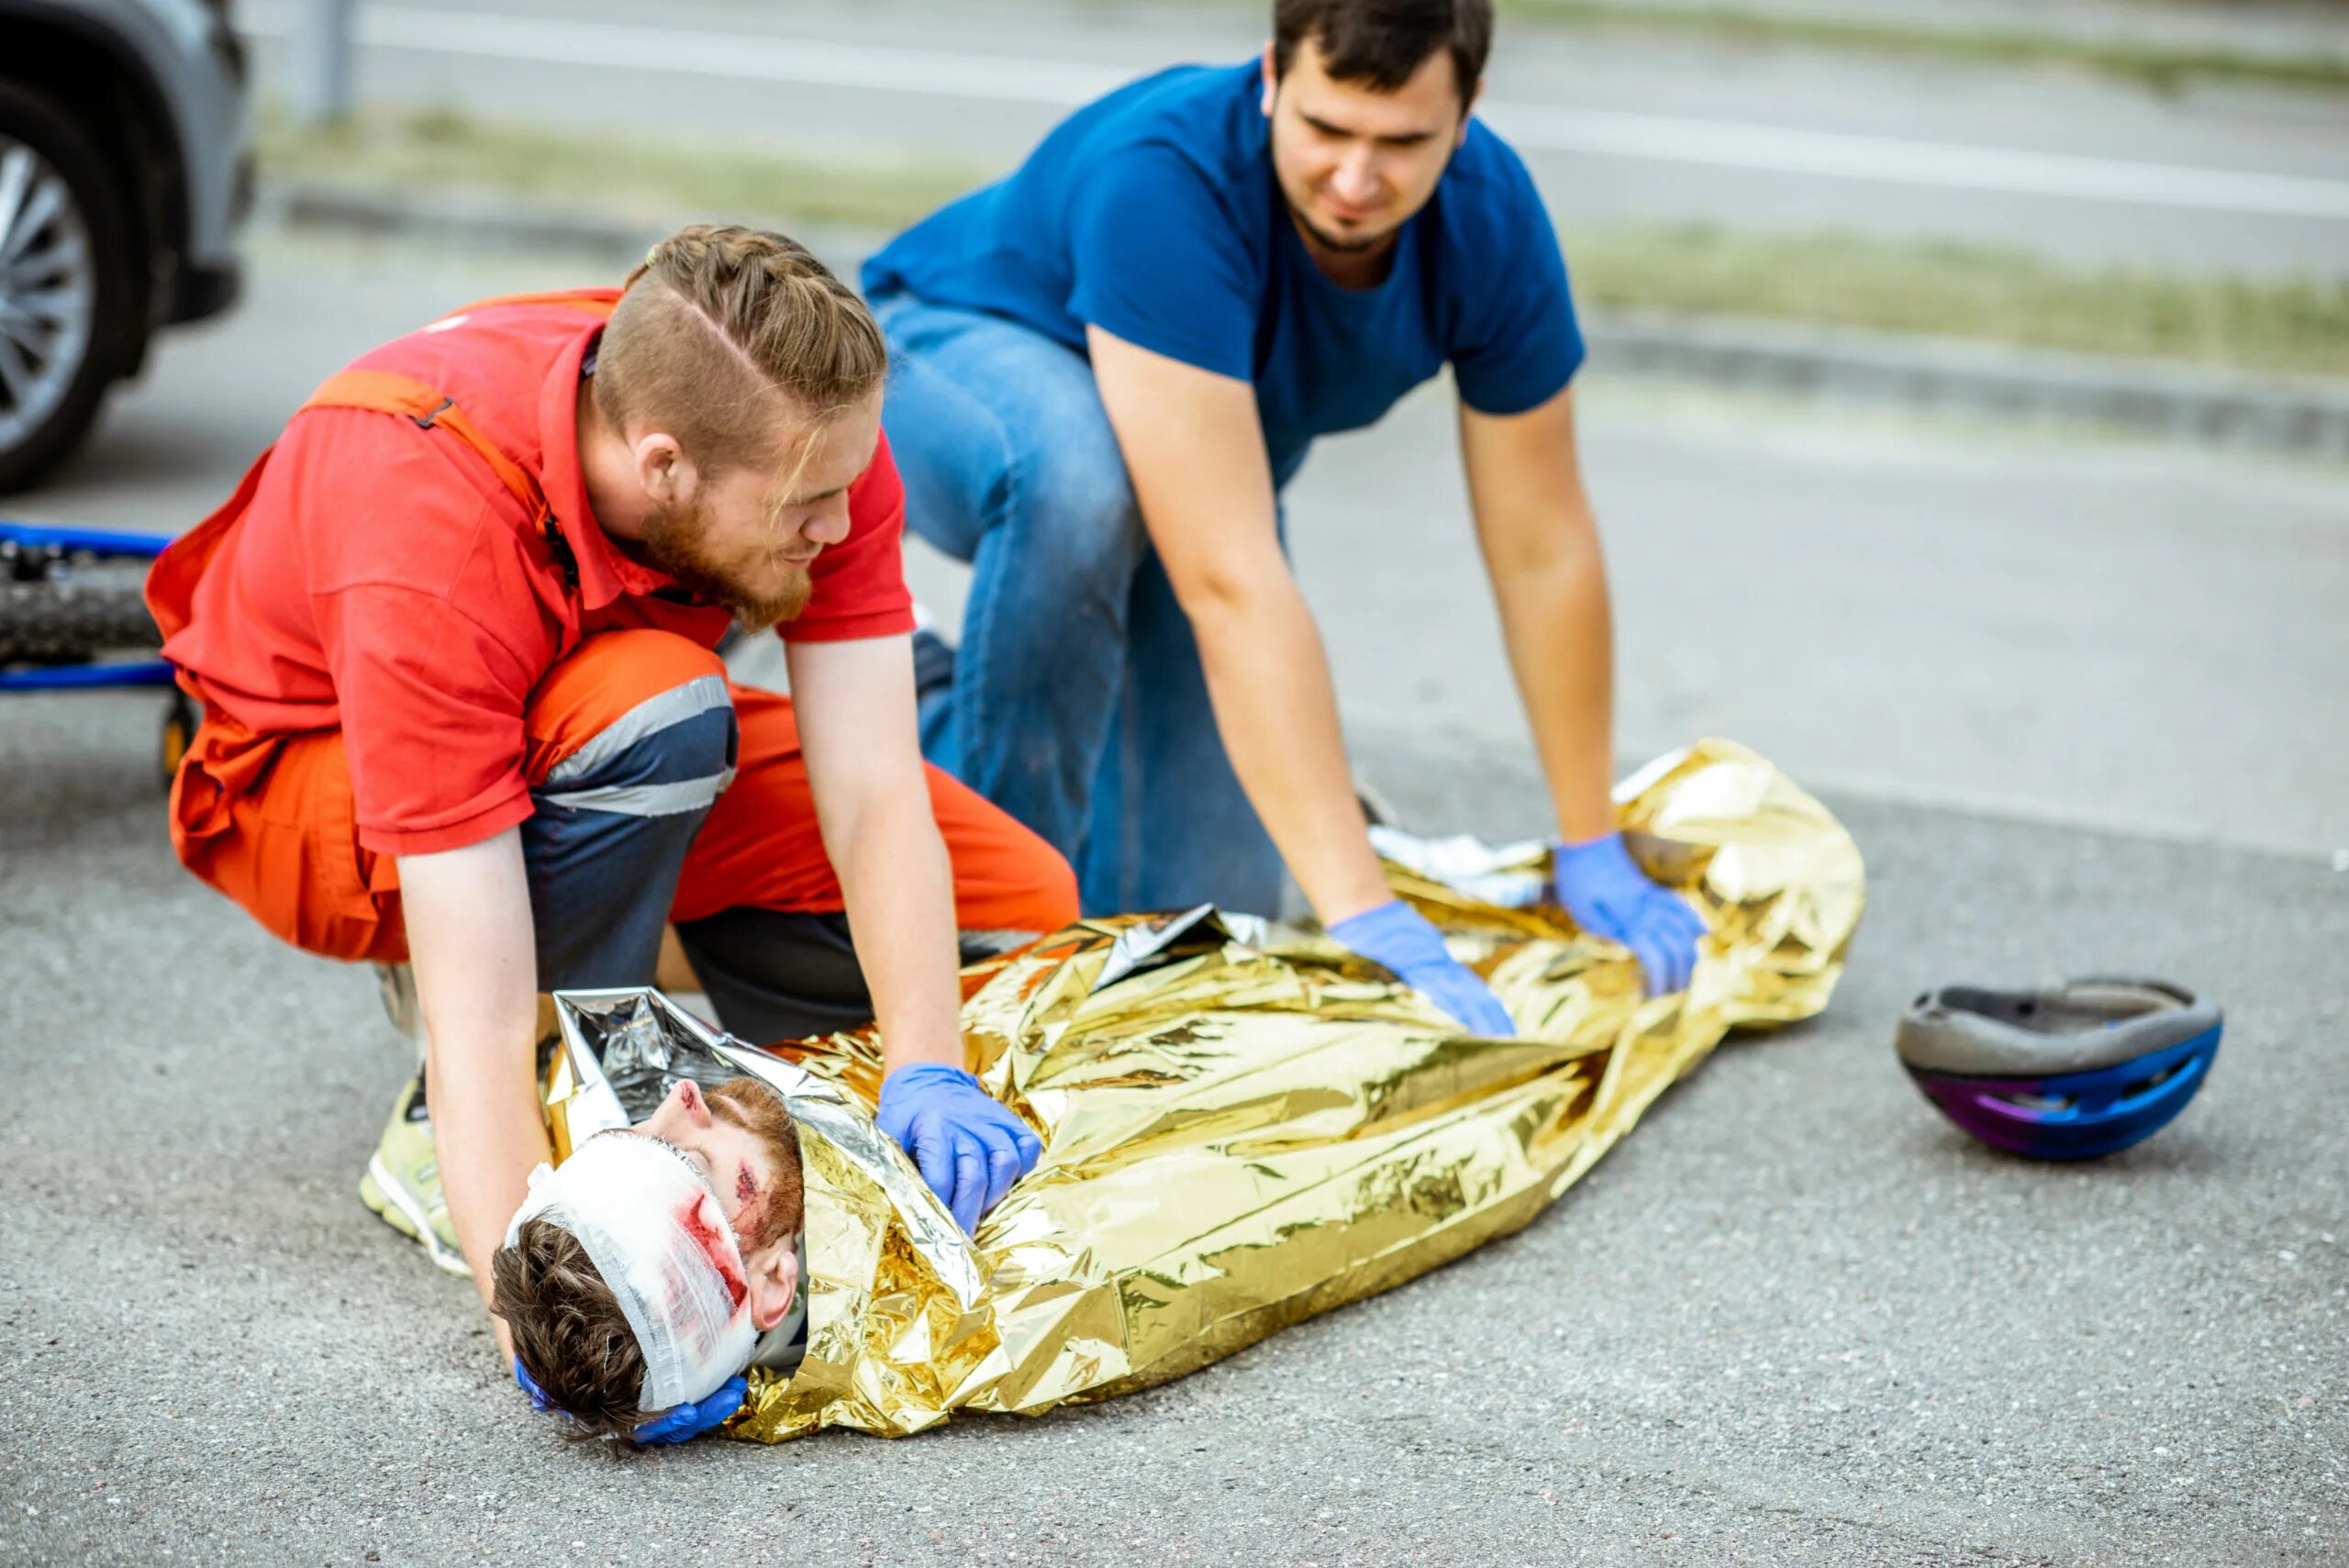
[
  {"x1": 1263, "y1": 38, "x2": 1470, "y2": 269},
  {"x1": 640, "y1": 492, "x2": 814, "y2": 631},
  {"x1": 636, "y1": 395, "x2": 883, "y2": 631}
]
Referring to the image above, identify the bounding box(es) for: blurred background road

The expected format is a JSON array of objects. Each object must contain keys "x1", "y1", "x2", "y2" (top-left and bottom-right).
[
  {"x1": 228, "y1": 0, "x2": 2349, "y2": 273},
  {"x1": 2, "y1": 1, "x2": 2344, "y2": 1563}
]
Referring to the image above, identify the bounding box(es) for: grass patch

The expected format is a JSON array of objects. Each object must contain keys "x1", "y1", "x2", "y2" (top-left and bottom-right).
[
  {"x1": 1569, "y1": 225, "x2": 2349, "y2": 378},
  {"x1": 260, "y1": 106, "x2": 979, "y2": 233},
  {"x1": 262, "y1": 107, "x2": 2349, "y2": 379},
  {"x1": 1499, "y1": 1, "x2": 2349, "y2": 96}
]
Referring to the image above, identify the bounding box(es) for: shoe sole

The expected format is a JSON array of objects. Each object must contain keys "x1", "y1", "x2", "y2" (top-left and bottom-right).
[{"x1": 362, "y1": 1153, "x2": 473, "y2": 1278}]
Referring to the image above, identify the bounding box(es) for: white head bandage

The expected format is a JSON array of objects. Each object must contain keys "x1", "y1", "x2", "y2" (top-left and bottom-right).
[{"x1": 504, "y1": 1131, "x2": 758, "y2": 1411}]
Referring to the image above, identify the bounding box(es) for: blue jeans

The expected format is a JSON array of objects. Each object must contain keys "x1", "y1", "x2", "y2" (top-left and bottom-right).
[
  {"x1": 516, "y1": 650, "x2": 869, "y2": 1045},
  {"x1": 874, "y1": 295, "x2": 1284, "y2": 916},
  {"x1": 515, "y1": 632, "x2": 1073, "y2": 1045}
]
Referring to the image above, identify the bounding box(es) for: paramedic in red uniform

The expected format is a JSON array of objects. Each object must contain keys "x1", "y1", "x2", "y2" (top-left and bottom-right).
[{"x1": 146, "y1": 227, "x2": 1076, "y2": 1435}]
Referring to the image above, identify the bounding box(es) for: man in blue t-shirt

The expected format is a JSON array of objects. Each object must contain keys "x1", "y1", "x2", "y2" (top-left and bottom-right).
[{"x1": 863, "y1": 0, "x2": 1703, "y2": 1030}]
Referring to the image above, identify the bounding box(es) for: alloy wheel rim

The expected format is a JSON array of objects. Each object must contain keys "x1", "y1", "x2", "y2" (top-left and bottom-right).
[{"x1": 0, "y1": 137, "x2": 98, "y2": 451}]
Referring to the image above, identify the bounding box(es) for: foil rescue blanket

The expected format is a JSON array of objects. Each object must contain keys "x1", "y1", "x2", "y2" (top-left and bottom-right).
[{"x1": 538, "y1": 739, "x2": 1865, "y2": 1442}]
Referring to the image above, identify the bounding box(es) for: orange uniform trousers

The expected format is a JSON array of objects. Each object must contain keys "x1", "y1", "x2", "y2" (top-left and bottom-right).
[{"x1": 170, "y1": 629, "x2": 1079, "y2": 970}]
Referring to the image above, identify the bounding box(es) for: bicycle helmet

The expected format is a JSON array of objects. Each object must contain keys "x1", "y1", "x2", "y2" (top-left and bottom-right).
[{"x1": 1896, "y1": 977, "x2": 2221, "y2": 1160}]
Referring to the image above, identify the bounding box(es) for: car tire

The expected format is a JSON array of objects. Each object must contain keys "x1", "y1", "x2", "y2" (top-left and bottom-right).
[{"x1": 0, "y1": 81, "x2": 139, "y2": 495}]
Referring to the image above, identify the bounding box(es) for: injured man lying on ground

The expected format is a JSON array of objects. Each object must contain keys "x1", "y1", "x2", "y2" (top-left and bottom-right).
[{"x1": 493, "y1": 741, "x2": 1865, "y2": 1444}]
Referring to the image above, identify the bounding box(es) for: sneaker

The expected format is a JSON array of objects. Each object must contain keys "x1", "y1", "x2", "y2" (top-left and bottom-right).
[
  {"x1": 911, "y1": 623, "x2": 955, "y2": 705},
  {"x1": 374, "y1": 961, "x2": 420, "y2": 1042},
  {"x1": 1353, "y1": 776, "x2": 1399, "y2": 830},
  {"x1": 911, "y1": 622, "x2": 958, "y2": 760},
  {"x1": 357, "y1": 1073, "x2": 471, "y2": 1277}
]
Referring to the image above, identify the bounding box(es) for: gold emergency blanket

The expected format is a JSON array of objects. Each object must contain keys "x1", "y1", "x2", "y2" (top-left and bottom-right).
[{"x1": 541, "y1": 739, "x2": 1865, "y2": 1442}]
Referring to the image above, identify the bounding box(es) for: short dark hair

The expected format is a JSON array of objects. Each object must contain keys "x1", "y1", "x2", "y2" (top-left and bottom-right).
[
  {"x1": 494, "y1": 1218, "x2": 654, "y2": 1443},
  {"x1": 1272, "y1": 0, "x2": 1493, "y2": 101}
]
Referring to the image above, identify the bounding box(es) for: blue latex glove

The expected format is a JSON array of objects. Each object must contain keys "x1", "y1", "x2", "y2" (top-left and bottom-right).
[
  {"x1": 514, "y1": 1357, "x2": 747, "y2": 1444},
  {"x1": 631, "y1": 1376, "x2": 750, "y2": 1445},
  {"x1": 513, "y1": 1356, "x2": 555, "y2": 1414},
  {"x1": 877, "y1": 1062, "x2": 1042, "y2": 1235},
  {"x1": 1328, "y1": 899, "x2": 1517, "y2": 1038},
  {"x1": 1550, "y1": 831, "x2": 1707, "y2": 997}
]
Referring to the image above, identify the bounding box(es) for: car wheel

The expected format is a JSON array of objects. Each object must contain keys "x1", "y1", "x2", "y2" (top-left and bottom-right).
[{"x1": 0, "y1": 82, "x2": 137, "y2": 495}]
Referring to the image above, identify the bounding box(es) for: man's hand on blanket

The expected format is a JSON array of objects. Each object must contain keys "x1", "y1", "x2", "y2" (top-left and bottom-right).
[
  {"x1": 1328, "y1": 900, "x2": 1517, "y2": 1038},
  {"x1": 513, "y1": 1357, "x2": 747, "y2": 1444},
  {"x1": 1550, "y1": 831, "x2": 1708, "y2": 996},
  {"x1": 879, "y1": 1063, "x2": 1043, "y2": 1234}
]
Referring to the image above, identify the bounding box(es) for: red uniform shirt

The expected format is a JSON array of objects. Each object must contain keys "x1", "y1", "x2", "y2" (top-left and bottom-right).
[{"x1": 161, "y1": 293, "x2": 915, "y2": 857}]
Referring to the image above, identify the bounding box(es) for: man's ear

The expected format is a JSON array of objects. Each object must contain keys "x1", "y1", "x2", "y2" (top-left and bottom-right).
[
  {"x1": 668, "y1": 1078, "x2": 716, "y2": 1130},
  {"x1": 746, "y1": 1233, "x2": 800, "y2": 1333},
  {"x1": 632, "y1": 431, "x2": 688, "y2": 507},
  {"x1": 1260, "y1": 41, "x2": 1277, "y2": 116},
  {"x1": 1457, "y1": 78, "x2": 1484, "y2": 148}
]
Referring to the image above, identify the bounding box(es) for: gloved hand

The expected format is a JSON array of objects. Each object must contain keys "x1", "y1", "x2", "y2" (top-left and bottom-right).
[
  {"x1": 1549, "y1": 831, "x2": 1707, "y2": 997},
  {"x1": 1328, "y1": 899, "x2": 1516, "y2": 1038},
  {"x1": 877, "y1": 1062, "x2": 1043, "y2": 1235},
  {"x1": 631, "y1": 1376, "x2": 750, "y2": 1445},
  {"x1": 513, "y1": 1356, "x2": 555, "y2": 1414},
  {"x1": 514, "y1": 1356, "x2": 747, "y2": 1444}
]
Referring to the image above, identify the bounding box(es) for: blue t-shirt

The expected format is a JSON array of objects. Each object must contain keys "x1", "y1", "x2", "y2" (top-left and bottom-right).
[{"x1": 863, "y1": 62, "x2": 1582, "y2": 487}]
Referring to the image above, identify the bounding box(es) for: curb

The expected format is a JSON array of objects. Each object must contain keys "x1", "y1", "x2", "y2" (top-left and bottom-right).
[
  {"x1": 1588, "y1": 306, "x2": 2349, "y2": 457},
  {"x1": 265, "y1": 180, "x2": 2349, "y2": 457}
]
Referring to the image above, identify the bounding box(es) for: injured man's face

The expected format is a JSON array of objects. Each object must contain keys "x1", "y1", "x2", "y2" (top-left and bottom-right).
[{"x1": 491, "y1": 1076, "x2": 803, "y2": 1440}]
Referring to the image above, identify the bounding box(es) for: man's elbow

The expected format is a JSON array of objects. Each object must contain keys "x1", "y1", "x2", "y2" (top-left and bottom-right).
[
  {"x1": 1168, "y1": 554, "x2": 1286, "y2": 636},
  {"x1": 816, "y1": 766, "x2": 942, "y2": 854},
  {"x1": 1483, "y1": 512, "x2": 1604, "y2": 586}
]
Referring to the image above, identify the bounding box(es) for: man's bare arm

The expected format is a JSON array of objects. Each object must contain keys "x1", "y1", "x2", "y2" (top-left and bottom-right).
[
  {"x1": 785, "y1": 634, "x2": 963, "y2": 1074},
  {"x1": 397, "y1": 828, "x2": 548, "y2": 1357},
  {"x1": 1459, "y1": 384, "x2": 1616, "y2": 843},
  {"x1": 1085, "y1": 325, "x2": 1391, "y2": 927},
  {"x1": 1461, "y1": 384, "x2": 1704, "y2": 996},
  {"x1": 789, "y1": 635, "x2": 1044, "y2": 1229}
]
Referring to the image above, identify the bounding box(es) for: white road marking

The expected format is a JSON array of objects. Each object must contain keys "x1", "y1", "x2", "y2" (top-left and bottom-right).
[
  {"x1": 1485, "y1": 102, "x2": 2349, "y2": 219},
  {"x1": 243, "y1": 3, "x2": 2349, "y2": 221}
]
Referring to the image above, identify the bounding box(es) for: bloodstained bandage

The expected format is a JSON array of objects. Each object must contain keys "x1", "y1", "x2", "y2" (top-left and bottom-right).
[{"x1": 504, "y1": 1133, "x2": 757, "y2": 1409}]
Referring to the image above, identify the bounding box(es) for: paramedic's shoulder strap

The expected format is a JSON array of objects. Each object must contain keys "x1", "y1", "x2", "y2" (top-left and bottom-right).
[
  {"x1": 150, "y1": 292, "x2": 619, "y2": 648},
  {"x1": 453, "y1": 289, "x2": 621, "y2": 318},
  {"x1": 298, "y1": 291, "x2": 618, "y2": 524},
  {"x1": 300, "y1": 370, "x2": 547, "y2": 524}
]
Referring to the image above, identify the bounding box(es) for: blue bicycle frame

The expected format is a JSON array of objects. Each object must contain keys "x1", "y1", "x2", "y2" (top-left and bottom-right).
[{"x1": 0, "y1": 518, "x2": 177, "y2": 692}]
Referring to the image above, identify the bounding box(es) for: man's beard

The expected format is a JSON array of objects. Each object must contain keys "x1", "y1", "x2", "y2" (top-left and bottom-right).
[
  {"x1": 711, "y1": 1075, "x2": 803, "y2": 1251},
  {"x1": 1286, "y1": 198, "x2": 1402, "y2": 257},
  {"x1": 641, "y1": 497, "x2": 813, "y2": 632}
]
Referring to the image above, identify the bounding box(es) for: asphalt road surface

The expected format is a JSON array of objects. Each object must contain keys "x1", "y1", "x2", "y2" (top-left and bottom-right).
[
  {"x1": 239, "y1": 0, "x2": 2349, "y2": 277},
  {"x1": 3, "y1": 231, "x2": 2344, "y2": 1566}
]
